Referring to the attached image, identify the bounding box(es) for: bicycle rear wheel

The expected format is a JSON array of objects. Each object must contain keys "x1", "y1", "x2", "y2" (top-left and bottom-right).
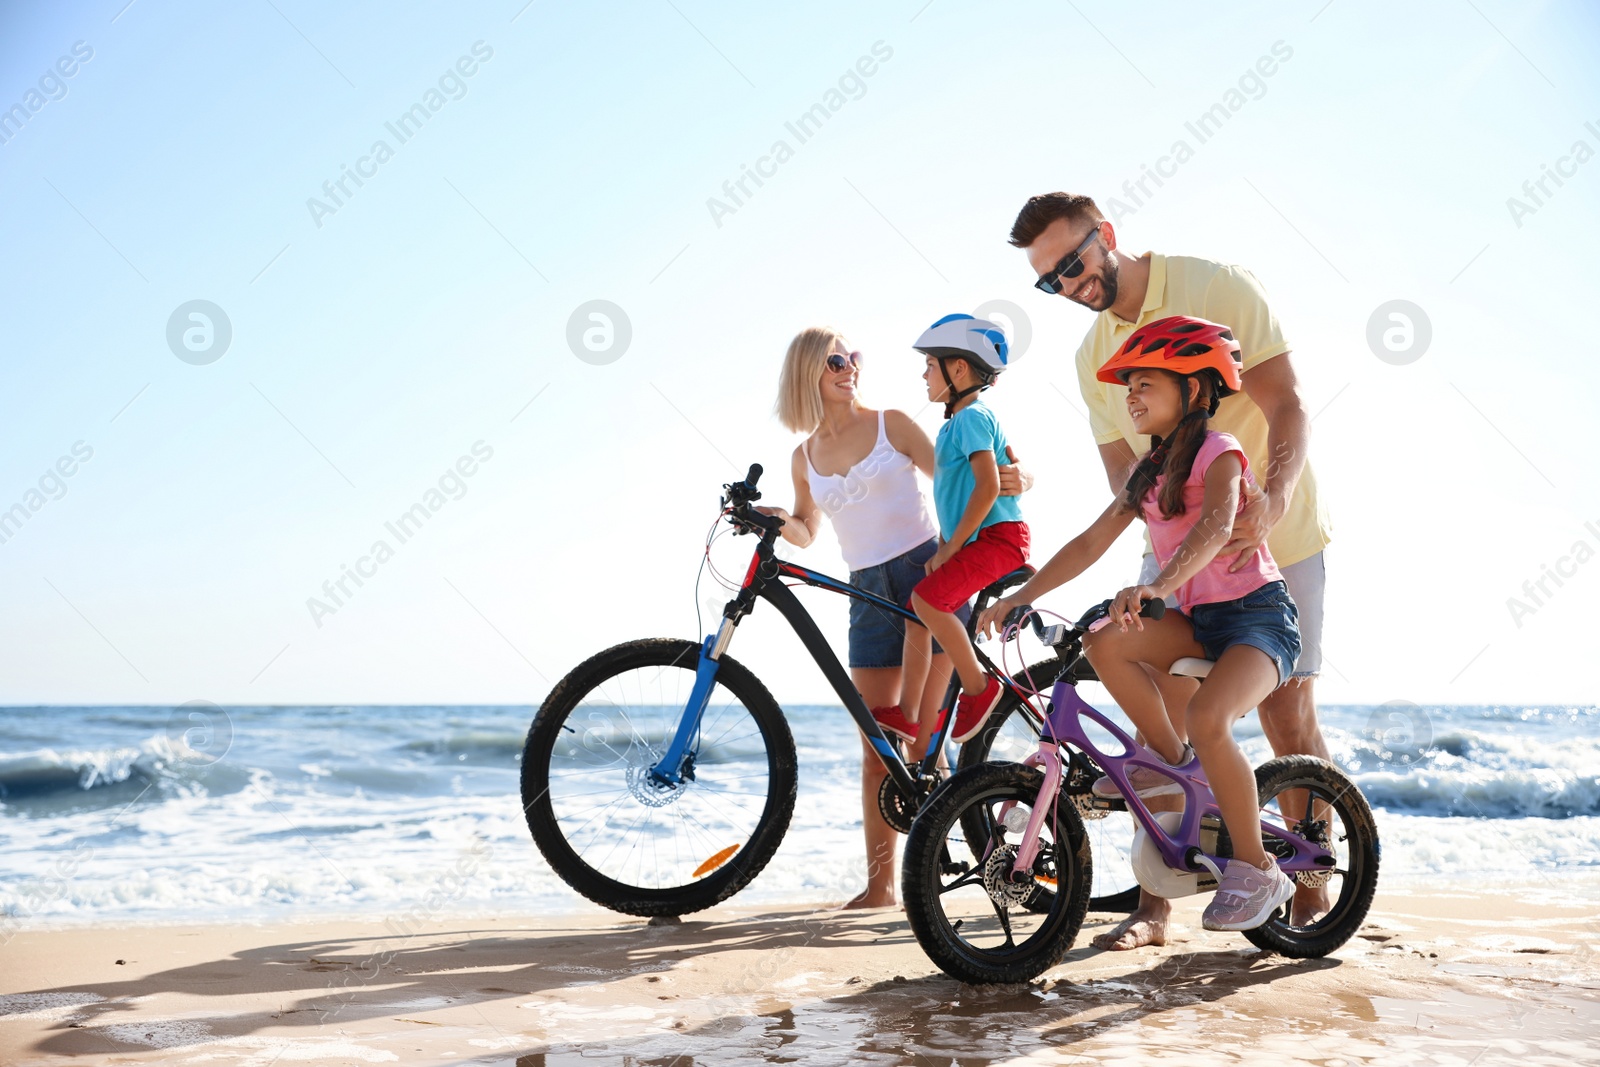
[
  {"x1": 902, "y1": 761, "x2": 1092, "y2": 985},
  {"x1": 521, "y1": 638, "x2": 797, "y2": 917},
  {"x1": 1242, "y1": 755, "x2": 1380, "y2": 957},
  {"x1": 959, "y1": 677, "x2": 1140, "y2": 912}
]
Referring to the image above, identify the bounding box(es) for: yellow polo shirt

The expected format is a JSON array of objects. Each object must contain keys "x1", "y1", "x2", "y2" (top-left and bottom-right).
[{"x1": 1074, "y1": 253, "x2": 1332, "y2": 567}]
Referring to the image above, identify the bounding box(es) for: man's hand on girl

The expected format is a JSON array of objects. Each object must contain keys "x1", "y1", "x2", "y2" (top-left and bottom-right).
[
  {"x1": 925, "y1": 543, "x2": 956, "y2": 575},
  {"x1": 1222, "y1": 480, "x2": 1275, "y2": 572}
]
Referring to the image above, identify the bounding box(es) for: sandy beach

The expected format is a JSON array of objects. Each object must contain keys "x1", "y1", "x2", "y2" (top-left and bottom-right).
[{"x1": 3, "y1": 881, "x2": 1598, "y2": 1066}]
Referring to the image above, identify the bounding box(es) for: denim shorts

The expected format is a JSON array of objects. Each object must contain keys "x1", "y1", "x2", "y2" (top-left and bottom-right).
[
  {"x1": 847, "y1": 539, "x2": 971, "y2": 669},
  {"x1": 1143, "y1": 552, "x2": 1324, "y2": 678},
  {"x1": 1185, "y1": 581, "x2": 1303, "y2": 688}
]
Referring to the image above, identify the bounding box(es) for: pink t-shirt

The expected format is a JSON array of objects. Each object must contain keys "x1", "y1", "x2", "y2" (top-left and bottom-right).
[{"x1": 1143, "y1": 430, "x2": 1283, "y2": 611}]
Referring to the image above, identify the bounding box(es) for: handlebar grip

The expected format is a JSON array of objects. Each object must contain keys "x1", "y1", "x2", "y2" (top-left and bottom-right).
[
  {"x1": 1001, "y1": 603, "x2": 1032, "y2": 632},
  {"x1": 745, "y1": 463, "x2": 763, "y2": 488},
  {"x1": 1000, "y1": 604, "x2": 1048, "y2": 642},
  {"x1": 1141, "y1": 598, "x2": 1166, "y2": 621}
]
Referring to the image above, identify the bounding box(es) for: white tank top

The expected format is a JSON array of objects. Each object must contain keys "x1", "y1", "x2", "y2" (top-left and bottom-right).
[{"x1": 805, "y1": 411, "x2": 937, "y2": 571}]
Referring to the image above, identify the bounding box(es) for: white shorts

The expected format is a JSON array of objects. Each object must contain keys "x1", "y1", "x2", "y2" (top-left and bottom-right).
[{"x1": 1139, "y1": 551, "x2": 1325, "y2": 678}]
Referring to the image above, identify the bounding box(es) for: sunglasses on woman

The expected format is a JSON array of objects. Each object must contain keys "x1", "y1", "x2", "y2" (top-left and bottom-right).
[
  {"x1": 1033, "y1": 225, "x2": 1103, "y2": 294},
  {"x1": 826, "y1": 350, "x2": 863, "y2": 373}
]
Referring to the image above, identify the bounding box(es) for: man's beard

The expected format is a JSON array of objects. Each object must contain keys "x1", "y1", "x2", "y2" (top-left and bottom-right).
[{"x1": 1080, "y1": 255, "x2": 1120, "y2": 311}]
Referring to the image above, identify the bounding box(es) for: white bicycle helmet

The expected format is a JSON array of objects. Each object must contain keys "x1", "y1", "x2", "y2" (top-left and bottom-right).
[{"x1": 912, "y1": 313, "x2": 1014, "y2": 417}]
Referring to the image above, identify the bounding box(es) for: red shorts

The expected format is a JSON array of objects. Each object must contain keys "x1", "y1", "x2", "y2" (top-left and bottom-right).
[{"x1": 912, "y1": 521, "x2": 1030, "y2": 614}]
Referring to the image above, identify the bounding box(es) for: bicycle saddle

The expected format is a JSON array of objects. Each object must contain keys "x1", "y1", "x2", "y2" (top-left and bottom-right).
[
  {"x1": 1169, "y1": 657, "x2": 1214, "y2": 679},
  {"x1": 979, "y1": 566, "x2": 1036, "y2": 602}
]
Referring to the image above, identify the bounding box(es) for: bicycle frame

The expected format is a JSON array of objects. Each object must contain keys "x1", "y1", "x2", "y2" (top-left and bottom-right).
[
  {"x1": 1007, "y1": 676, "x2": 1336, "y2": 883},
  {"x1": 647, "y1": 525, "x2": 1029, "y2": 798}
]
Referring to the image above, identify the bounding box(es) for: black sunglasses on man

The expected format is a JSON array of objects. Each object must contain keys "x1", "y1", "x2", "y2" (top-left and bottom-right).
[{"x1": 1033, "y1": 224, "x2": 1103, "y2": 295}]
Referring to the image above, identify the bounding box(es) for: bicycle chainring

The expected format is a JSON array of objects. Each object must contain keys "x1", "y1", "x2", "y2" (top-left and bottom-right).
[{"x1": 878, "y1": 775, "x2": 918, "y2": 834}]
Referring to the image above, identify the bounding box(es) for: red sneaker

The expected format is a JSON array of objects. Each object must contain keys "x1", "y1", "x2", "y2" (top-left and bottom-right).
[
  {"x1": 951, "y1": 676, "x2": 1004, "y2": 743},
  {"x1": 871, "y1": 705, "x2": 918, "y2": 743}
]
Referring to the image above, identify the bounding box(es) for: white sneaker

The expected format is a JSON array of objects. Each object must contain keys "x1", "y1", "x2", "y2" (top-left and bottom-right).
[{"x1": 1203, "y1": 859, "x2": 1296, "y2": 931}]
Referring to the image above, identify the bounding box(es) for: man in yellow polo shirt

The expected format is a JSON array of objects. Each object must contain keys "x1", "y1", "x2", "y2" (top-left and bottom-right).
[{"x1": 1010, "y1": 190, "x2": 1334, "y2": 949}]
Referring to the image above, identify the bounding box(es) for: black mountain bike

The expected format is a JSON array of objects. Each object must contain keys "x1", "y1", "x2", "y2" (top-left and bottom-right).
[{"x1": 518, "y1": 465, "x2": 1124, "y2": 917}]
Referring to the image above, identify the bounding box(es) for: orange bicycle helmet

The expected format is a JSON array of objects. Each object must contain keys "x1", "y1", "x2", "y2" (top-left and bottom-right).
[{"x1": 1096, "y1": 315, "x2": 1243, "y2": 397}]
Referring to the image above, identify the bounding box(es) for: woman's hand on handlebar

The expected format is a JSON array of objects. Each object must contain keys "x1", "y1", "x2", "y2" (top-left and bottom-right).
[
  {"x1": 977, "y1": 593, "x2": 1027, "y2": 640},
  {"x1": 1109, "y1": 584, "x2": 1162, "y2": 633},
  {"x1": 753, "y1": 505, "x2": 807, "y2": 547}
]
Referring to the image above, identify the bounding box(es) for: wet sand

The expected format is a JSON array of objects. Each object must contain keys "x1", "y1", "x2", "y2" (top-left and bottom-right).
[{"x1": 3, "y1": 883, "x2": 1598, "y2": 1066}]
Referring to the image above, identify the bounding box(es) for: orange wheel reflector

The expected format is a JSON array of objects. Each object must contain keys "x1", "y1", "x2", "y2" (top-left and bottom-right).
[
  {"x1": 693, "y1": 844, "x2": 741, "y2": 878},
  {"x1": 1035, "y1": 874, "x2": 1058, "y2": 887}
]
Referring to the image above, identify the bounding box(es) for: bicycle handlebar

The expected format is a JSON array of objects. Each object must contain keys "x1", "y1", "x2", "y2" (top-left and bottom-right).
[
  {"x1": 722, "y1": 463, "x2": 785, "y2": 536},
  {"x1": 1003, "y1": 596, "x2": 1166, "y2": 648},
  {"x1": 724, "y1": 464, "x2": 763, "y2": 506}
]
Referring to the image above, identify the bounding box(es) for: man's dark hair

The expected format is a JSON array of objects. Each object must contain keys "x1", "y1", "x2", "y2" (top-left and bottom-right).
[{"x1": 1008, "y1": 192, "x2": 1105, "y2": 248}]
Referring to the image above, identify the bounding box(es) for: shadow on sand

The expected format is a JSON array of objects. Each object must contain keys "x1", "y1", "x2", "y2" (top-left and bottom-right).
[{"x1": 11, "y1": 907, "x2": 1348, "y2": 1064}]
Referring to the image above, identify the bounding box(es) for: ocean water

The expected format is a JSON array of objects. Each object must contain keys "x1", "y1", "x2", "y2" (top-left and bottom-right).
[{"x1": 2, "y1": 701, "x2": 1597, "y2": 927}]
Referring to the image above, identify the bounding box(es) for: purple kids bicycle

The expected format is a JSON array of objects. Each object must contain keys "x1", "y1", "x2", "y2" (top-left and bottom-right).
[{"x1": 901, "y1": 598, "x2": 1380, "y2": 984}]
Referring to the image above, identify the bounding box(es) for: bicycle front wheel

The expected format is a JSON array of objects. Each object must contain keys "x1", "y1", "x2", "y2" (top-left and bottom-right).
[
  {"x1": 959, "y1": 677, "x2": 1141, "y2": 912},
  {"x1": 521, "y1": 638, "x2": 798, "y2": 917},
  {"x1": 902, "y1": 761, "x2": 1093, "y2": 985}
]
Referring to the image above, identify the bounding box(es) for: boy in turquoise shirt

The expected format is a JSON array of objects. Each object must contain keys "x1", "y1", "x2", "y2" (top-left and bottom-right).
[{"x1": 899, "y1": 314, "x2": 1031, "y2": 742}]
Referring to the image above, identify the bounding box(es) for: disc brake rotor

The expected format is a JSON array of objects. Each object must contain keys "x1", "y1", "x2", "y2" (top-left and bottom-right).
[
  {"x1": 982, "y1": 843, "x2": 1037, "y2": 907},
  {"x1": 626, "y1": 758, "x2": 687, "y2": 808},
  {"x1": 1293, "y1": 816, "x2": 1334, "y2": 887}
]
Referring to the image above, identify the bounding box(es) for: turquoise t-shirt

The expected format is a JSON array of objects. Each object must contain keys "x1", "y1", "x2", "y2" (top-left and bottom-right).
[{"x1": 933, "y1": 398, "x2": 1023, "y2": 545}]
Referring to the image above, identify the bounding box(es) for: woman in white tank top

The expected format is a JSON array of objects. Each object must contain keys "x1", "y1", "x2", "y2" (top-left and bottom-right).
[{"x1": 759, "y1": 326, "x2": 1031, "y2": 909}]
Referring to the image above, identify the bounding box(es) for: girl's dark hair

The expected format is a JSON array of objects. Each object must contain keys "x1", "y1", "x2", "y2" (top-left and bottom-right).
[{"x1": 1118, "y1": 372, "x2": 1219, "y2": 520}]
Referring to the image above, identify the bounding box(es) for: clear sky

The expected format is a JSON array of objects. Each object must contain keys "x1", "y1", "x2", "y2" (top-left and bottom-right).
[{"x1": 1, "y1": 0, "x2": 1597, "y2": 708}]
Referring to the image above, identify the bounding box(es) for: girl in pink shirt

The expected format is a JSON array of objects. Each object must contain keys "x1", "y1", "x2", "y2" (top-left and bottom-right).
[{"x1": 980, "y1": 315, "x2": 1302, "y2": 934}]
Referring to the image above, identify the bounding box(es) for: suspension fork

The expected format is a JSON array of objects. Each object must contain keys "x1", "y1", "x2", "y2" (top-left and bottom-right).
[
  {"x1": 645, "y1": 623, "x2": 723, "y2": 786},
  {"x1": 1006, "y1": 744, "x2": 1064, "y2": 877}
]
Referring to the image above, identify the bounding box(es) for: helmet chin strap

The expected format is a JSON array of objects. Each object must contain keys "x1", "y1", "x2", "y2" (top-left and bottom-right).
[{"x1": 938, "y1": 358, "x2": 987, "y2": 419}]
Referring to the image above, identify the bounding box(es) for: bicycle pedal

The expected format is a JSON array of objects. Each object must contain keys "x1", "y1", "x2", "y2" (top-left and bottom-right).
[{"x1": 1069, "y1": 793, "x2": 1114, "y2": 820}]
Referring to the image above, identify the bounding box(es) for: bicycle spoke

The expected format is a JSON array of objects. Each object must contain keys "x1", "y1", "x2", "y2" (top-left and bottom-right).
[
  {"x1": 938, "y1": 869, "x2": 986, "y2": 895},
  {"x1": 989, "y1": 897, "x2": 1016, "y2": 947}
]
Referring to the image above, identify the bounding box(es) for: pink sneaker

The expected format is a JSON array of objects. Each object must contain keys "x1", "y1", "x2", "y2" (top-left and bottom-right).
[
  {"x1": 951, "y1": 677, "x2": 1004, "y2": 743},
  {"x1": 1202, "y1": 859, "x2": 1296, "y2": 931}
]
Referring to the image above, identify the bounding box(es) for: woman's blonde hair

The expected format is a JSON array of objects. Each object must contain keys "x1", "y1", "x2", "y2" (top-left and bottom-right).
[{"x1": 774, "y1": 326, "x2": 848, "y2": 433}]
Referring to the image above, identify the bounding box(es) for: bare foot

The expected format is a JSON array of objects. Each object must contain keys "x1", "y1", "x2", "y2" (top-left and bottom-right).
[
  {"x1": 843, "y1": 888, "x2": 897, "y2": 910},
  {"x1": 1091, "y1": 917, "x2": 1167, "y2": 951},
  {"x1": 1291, "y1": 882, "x2": 1330, "y2": 926}
]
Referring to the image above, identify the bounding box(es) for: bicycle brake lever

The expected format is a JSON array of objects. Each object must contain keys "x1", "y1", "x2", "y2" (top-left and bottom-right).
[{"x1": 1000, "y1": 603, "x2": 1033, "y2": 640}]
